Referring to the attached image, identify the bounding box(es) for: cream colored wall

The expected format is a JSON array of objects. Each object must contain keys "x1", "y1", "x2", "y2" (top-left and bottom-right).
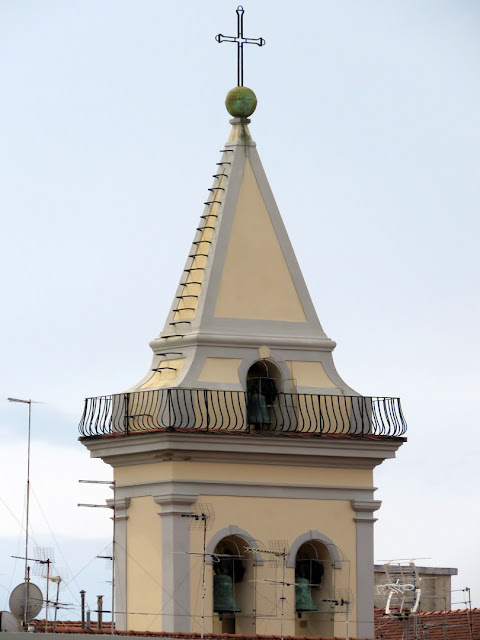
[
  {"x1": 117, "y1": 461, "x2": 371, "y2": 635},
  {"x1": 198, "y1": 358, "x2": 242, "y2": 383},
  {"x1": 115, "y1": 460, "x2": 373, "y2": 488},
  {"x1": 125, "y1": 496, "x2": 163, "y2": 631},
  {"x1": 286, "y1": 360, "x2": 338, "y2": 389},
  {"x1": 214, "y1": 159, "x2": 307, "y2": 322},
  {"x1": 190, "y1": 495, "x2": 357, "y2": 638}
]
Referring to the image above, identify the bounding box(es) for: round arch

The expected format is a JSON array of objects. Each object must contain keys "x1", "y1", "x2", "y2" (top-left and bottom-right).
[
  {"x1": 238, "y1": 355, "x2": 291, "y2": 393},
  {"x1": 286, "y1": 530, "x2": 342, "y2": 569},
  {"x1": 205, "y1": 525, "x2": 264, "y2": 566}
]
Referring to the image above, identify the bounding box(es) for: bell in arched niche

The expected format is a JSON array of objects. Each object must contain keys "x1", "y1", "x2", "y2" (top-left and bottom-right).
[
  {"x1": 246, "y1": 359, "x2": 281, "y2": 427},
  {"x1": 295, "y1": 558, "x2": 324, "y2": 615},
  {"x1": 213, "y1": 550, "x2": 245, "y2": 616}
]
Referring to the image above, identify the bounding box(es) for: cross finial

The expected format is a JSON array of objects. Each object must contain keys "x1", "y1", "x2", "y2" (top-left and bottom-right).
[{"x1": 215, "y1": 6, "x2": 265, "y2": 87}]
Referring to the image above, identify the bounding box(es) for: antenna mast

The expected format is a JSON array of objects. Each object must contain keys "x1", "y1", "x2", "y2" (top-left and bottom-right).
[
  {"x1": 8, "y1": 397, "x2": 43, "y2": 627},
  {"x1": 181, "y1": 504, "x2": 215, "y2": 640}
]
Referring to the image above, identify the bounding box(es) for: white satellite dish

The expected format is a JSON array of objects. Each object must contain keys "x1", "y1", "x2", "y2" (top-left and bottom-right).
[
  {"x1": 0, "y1": 611, "x2": 21, "y2": 632},
  {"x1": 9, "y1": 582, "x2": 43, "y2": 622}
]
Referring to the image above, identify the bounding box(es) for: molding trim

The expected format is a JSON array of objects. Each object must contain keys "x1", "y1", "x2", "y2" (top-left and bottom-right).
[
  {"x1": 351, "y1": 499, "x2": 382, "y2": 523},
  {"x1": 116, "y1": 479, "x2": 376, "y2": 503},
  {"x1": 150, "y1": 332, "x2": 337, "y2": 352},
  {"x1": 154, "y1": 490, "x2": 199, "y2": 516},
  {"x1": 205, "y1": 526, "x2": 264, "y2": 566},
  {"x1": 286, "y1": 530, "x2": 342, "y2": 570},
  {"x1": 83, "y1": 431, "x2": 404, "y2": 470}
]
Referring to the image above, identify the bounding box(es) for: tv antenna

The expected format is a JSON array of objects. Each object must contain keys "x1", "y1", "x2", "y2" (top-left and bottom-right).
[
  {"x1": 245, "y1": 540, "x2": 289, "y2": 640},
  {"x1": 78, "y1": 479, "x2": 117, "y2": 634},
  {"x1": 376, "y1": 560, "x2": 422, "y2": 617},
  {"x1": 181, "y1": 504, "x2": 215, "y2": 640},
  {"x1": 33, "y1": 547, "x2": 55, "y2": 630}
]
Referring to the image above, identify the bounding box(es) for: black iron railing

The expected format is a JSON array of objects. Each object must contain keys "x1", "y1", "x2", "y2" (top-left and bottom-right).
[{"x1": 79, "y1": 389, "x2": 406, "y2": 438}]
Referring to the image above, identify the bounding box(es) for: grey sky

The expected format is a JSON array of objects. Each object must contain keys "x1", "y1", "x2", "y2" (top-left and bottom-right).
[{"x1": 1, "y1": 0, "x2": 479, "y2": 616}]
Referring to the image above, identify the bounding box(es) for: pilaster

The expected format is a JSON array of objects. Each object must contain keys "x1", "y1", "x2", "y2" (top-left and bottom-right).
[
  {"x1": 106, "y1": 497, "x2": 130, "y2": 631},
  {"x1": 153, "y1": 489, "x2": 198, "y2": 632},
  {"x1": 351, "y1": 499, "x2": 382, "y2": 638}
]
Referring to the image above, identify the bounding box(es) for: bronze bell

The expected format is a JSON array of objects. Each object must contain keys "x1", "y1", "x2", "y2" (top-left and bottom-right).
[
  {"x1": 295, "y1": 577, "x2": 317, "y2": 612},
  {"x1": 214, "y1": 574, "x2": 241, "y2": 614}
]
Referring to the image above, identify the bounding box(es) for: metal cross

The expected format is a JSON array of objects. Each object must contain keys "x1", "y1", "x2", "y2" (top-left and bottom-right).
[{"x1": 215, "y1": 6, "x2": 265, "y2": 87}]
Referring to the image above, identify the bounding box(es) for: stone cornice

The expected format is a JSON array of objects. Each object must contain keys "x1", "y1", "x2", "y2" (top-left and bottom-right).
[
  {"x1": 114, "y1": 478, "x2": 376, "y2": 502},
  {"x1": 82, "y1": 431, "x2": 404, "y2": 470},
  {"x1": 150, "y1": 332, "x2": 337, "y2": 353},
  {"x1": 351, "y1": 499, "x2": 382, "y2": 523},
  {"x1": 153, "y1": 489, "x2": 199, "y2": 516}
]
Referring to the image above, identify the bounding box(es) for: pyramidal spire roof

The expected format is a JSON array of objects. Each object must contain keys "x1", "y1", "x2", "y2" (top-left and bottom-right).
[{"x1": 132, "y1": 89, "x2": 356, "y2": 395}]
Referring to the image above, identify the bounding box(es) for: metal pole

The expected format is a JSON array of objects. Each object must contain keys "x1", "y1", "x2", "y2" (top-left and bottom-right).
[
  {"x1": 201, "y1": 517, "x2": 206, "y2": 640},
  {"x1": 280, "y1": 549, "x2": 286, "y2": 640},
  {"x1": 345, "y1": 601, "x2": 349, "y2": 640},
  {"x1": 25, "y1": 400, "x2": 32, "y2": 628},
  {"x1": 97, "y1": 595, "x2": 103, "y2": 630},
  {"x1": 53, "y1": 580, "x2": 60, "y2": 633},
  {"x1": 80, "y1": 590, "x2": 86, "y2": 629},
  {"x1": 112, "y1": 482, "x2": 116, "y2": 634},
  {"x1": 45, "y1": 559, "x2": 50, "y2": 632}
]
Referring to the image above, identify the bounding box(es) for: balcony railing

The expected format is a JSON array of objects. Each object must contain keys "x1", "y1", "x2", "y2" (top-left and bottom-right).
[{"x1": 79, "y1": 389, "x2": 407, "y2": 438}]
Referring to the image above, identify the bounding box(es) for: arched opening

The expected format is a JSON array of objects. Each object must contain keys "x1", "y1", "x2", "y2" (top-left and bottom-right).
[
  {"x1": 294, "y1": 540, "x2": 335, "y2": 637},
  {"x1": 212, "y1": 535, "x2": 255, "y2": 635},
  {"x1": 246, "y1": 359, "x2": 282, "y2": 428}
]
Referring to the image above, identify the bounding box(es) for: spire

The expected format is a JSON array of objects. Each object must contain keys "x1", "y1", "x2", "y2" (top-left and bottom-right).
[{"x1": 130, "y1": 88, "x2": 356, "y2": 395}]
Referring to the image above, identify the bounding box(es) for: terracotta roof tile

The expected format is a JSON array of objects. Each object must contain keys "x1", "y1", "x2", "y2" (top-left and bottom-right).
[{"x1": 34, "y1": 608, "x2": 479, "y2": 640}]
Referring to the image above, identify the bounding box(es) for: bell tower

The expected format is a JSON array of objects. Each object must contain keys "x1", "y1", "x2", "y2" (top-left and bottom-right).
[{"x1": 80, "y1": 8, "x2": 406, "y2": 638}]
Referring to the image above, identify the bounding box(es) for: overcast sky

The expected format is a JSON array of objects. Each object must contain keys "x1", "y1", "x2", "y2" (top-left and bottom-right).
[{"x1": 1, "y1": 0, "x2": 479, "y2": 621}]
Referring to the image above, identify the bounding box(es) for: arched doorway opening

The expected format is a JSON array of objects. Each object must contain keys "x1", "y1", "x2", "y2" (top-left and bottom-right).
[
  {"x1": 246, "y1": 359, "x2": 282, "y2": 429},
  {"x1": 294, "y1": 540, "x2": 335, "y2": 637},
  {"x1": 212, "y1": 535, "x2": 255, "y2": 635}
]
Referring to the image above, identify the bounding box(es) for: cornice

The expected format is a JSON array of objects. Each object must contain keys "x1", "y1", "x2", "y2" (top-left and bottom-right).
[
  {"x1": 149, "y1": 332, "x2": 337, "y2": 353},
  {"x1": 114, "y1": 478, "x2": 377, "y2": 502},
  {"x1": 82, "y1": 431, "x2": 404, "y2": 470}
]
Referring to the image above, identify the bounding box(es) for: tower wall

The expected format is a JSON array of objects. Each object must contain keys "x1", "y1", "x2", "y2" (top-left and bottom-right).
[{"x1": 110, "y1": 458, "x2": 382, "y2": 637}]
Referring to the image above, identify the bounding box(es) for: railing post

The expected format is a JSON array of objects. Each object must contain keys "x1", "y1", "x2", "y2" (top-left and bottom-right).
[
  {"x1": 318, "y1": 394, "x2": 323, "y2": 435},
  {"x1": 167, "y1": 389, "x2": 173, "y2": 430},
  {"x1": 204, "y1": 390, "x2": 210, "y2": 432},
  {"x1": 123, "y1": 394, "x2": 129, "y2": 435},
  {"x1": 361, "y1": 396, "x2": 364, "y2": 437}
]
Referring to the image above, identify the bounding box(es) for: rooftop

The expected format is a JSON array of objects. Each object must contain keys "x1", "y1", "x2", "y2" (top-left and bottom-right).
[{"x1": 32, "y1": 608, "x2": 480, "y2": 640}]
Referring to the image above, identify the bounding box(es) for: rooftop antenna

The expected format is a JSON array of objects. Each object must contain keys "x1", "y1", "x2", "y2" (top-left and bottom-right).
[
  {"x1": 33, "y1": 547, "x2": 55, "y2": 631},
  {"x1": 376, "y1": 559, "x2": 422, "y2": 640},
  {"x1": 7, "y1": 396, "x2": 44, "y2": 627},
  {"x1": 181, "y1": 503, "x2": 215, "y2": 640},
  {"x1": 245, "y1": 540, "x2": 289, "y2": 640},
  {"x1": 78, "y1": 479, "x2": 117, "y2": 634}
]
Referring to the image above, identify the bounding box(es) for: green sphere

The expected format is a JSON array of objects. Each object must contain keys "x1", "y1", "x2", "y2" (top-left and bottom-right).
[{"x1": 225, "y1": 86, "x2": 257, "y2": 117}]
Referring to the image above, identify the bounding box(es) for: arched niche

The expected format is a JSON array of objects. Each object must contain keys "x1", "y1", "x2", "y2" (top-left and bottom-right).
[
  {"x1": 287, "y1": 530, "x2": 342, "y2": 569},
  {"x1": 207, "y1": 526, "x2": 261, "y2": 635},
  {"x1": 288, "y1": 531, "x2": 342, "y2": 638},
  {"x1": 205, "y1": 526, "x2": 264, "y2": 566},
  {"x1": 245, "y1": 359, "x2": 283, "y2": 429}
]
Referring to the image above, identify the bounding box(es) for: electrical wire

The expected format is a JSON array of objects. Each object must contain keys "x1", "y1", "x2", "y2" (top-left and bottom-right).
[{"x1": 29, "y1": 485, "x2": 94, "y2": 611}]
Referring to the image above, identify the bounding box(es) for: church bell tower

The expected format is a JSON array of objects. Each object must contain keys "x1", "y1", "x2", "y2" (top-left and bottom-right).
[{"x1": 80, "y1": 8, "x2": 406, "y2": 638}]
